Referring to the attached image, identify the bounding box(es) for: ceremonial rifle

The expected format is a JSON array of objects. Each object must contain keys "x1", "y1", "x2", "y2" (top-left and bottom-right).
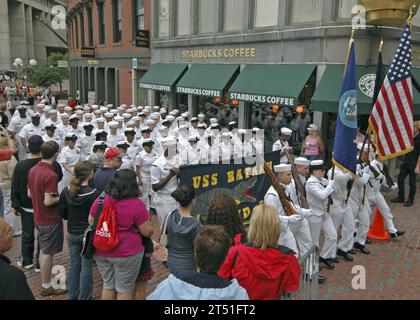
[
  {"x1": 256, "y1": 153, "x2": 295, "y2": 216},
  {"x1": 284, "y1": 150, "x2": 310, "y2": 209}
]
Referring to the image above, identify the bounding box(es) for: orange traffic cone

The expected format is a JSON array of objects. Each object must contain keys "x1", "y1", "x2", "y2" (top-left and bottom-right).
[{"x1": 368, "y1": 208, "x2": 389, "y2": 240}]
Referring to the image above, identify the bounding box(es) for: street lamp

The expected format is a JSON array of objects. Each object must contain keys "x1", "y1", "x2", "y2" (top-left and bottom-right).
[
  {"x1": 29, "y1": 59, "x2": 38, "y2": 66},
  {"x1": 14, "y1": 58, "x2": 23, "y2": 67}
]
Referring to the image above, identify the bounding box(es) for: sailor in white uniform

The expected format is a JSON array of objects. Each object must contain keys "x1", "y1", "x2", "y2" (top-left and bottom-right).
[
  {"x1": 150, "y1": 137, "x2": 181, "y2": 230},
  {"x1": 272, "y1": 128, "x2": 293, "y2": 164},
  {"x1": 8, "y1": 105, "x2": 31, "y2": 160},
  {"x1": 42, "y1": 124, "x2": 63, "y2": 150},
  {"x1": 19, "y1": 113, "x2": 46, "y2": 158},
  {"x1": 219, "y1": 132, "x2": 233, "y2": 163},
  {"x1": 136, "y1": 139, "x2": 159, "y2": 210},
  {"x1": 78, "y1": 123, "x2": 96, "y2": 160},
  {"x1": 58, "y1": 133, "x2": 81, "y2": 193},
  {"x1": 305, "y1": 160, "x2": 338, "y2": 270}
]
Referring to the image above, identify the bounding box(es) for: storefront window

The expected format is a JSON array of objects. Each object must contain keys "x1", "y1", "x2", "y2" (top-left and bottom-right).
[
  {"x1": 224, "y1": 0, "x2": 244, "y2": 31},
  {"x1": 338, "y1": 0, "x2": 357, "y2": 19},
  {"x1": 250, "y1": 104, "x2": 312, "y2": 154},
  {"x1": 291, "y1": 0, "x2": 322, "y2": 23},
  {"x1": 254, "y1": 0, "x2": 279, "y2": 28},
  {"x1": 158, "y1": 0, "x2": 170, "y2": 37},
  {"x1": 196, "y1": 97, "x2": 239, "y2": 128},
  {"x1": 177, "y1": 0, "x2": 191, "y2": 35},
  {"x1": 199, "y1": 0, "x2": 218, "y2": 34}
]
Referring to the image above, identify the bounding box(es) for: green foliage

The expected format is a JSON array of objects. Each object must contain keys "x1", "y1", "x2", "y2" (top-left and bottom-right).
[{"x1": 22, "y1": 53, "x2": 69, "y2": 89}]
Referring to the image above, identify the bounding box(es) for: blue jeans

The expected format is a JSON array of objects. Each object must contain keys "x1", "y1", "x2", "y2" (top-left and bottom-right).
[
  {"x1": 67, "y1": 233, "x2": 93, "y2": 300},
  {"x1": 0, "y1": 188, "x2": 4, "y2": 218}
]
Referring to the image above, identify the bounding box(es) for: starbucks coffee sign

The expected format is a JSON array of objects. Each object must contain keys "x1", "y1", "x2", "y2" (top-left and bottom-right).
[{"x1": 359, "y1": 73, "x2": 376, "y2": 98}]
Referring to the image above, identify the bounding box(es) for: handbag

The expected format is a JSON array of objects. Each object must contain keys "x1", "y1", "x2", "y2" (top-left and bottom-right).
[{"x1": 81, "y1": 192, "x2": 106, "y2": 259}]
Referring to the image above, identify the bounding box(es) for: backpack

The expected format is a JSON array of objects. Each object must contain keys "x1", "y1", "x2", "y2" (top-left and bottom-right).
[{"x1": 93, "y1": 200, "x2": 120, "y2": 252}]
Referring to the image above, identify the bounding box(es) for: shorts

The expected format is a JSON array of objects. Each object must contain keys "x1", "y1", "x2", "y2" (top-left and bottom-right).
[
  {"x1": 36, "y1": 222, "x2": 64, "y2": 255},
  {"x1": 94, "y1": 251, "x2": 144, "y2": 293}
]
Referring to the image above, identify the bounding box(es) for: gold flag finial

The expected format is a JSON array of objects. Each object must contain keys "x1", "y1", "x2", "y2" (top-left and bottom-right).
[
  {"x1": 407, "y1": 4, "x2": 417, "y2": 27},
  {"x1": 379, "y1": 37, "x2": 384, "y2": 52}
]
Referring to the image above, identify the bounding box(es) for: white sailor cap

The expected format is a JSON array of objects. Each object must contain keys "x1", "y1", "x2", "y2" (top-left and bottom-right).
[
  {"x1": 252, "y1": 128, "x2": 260, "y2": 133},
  {"x1": 132, "y1": 116, "x2": 141, "y2": 122},
  {"x1": 49, "y1": 109, "x2": 58, "y2": 114},
  {"x1": 238, "y1": 129, "x2": 247, "y2": 135},
  {"x1": 104, "y1": 112, "x2": 114, "y2": 118},
  {"x1": 120, "y1": 104, "x2": 128, "y2": 109},
  {"x1": 37, "y1": 104, "x2": 46, "y2": 109},
  {"x1": 179, "y1": 124, "x2": 188, "y2": 130},
  {"x1": 91, "y1": 105, "x2": 99, "y2": 110},
  {"x1": 295, "y1": 157, "x2": 310, "y2": 166},
  {"x1": 181, "y1": 112, "x2": 188, "y2": 118},
  {"x1": 84, "y1": 113, "x2": 93, "y2": 118},
  {"x1": 43, "y1": 106, "x2": 51, "y2": 112},
  {"x1": 309, "y1": 160, "x2": 325, "y2": 171},
  {"x1": 93, "y1": 141, "x2": 107, "y2": 147},
  {"x1": 117, "y1": 106, "x2": 125, "y2": 111},
  {"x1": 160, "y1": 108, "x2": 167, "y2": 113},
  {"x1": 95, "y1": 129, "x2": 108, "y2": 136},
  {"x1": 116, "y1": 141, "x2": 130, "y2": 148},
  {"x1": 108, "y1": 121, "x2": 118, "y2": 128},
  {"x1": 110, "y1": 109, "x2": 118, "y2": 114},
  {"x1": 209, "y1": 118, "x2": 218, "y2": 124},
  {"x1": 18, "y1": 104, "x2": 27, "y2": 110},
  {"x1": 198, "y1": 124, "x2": 207, "y2": 129},
  {"x1": 95, "y1": 117, "x2": 105, "y2": 123},
  {"x1": 125, "y1": 120, "x2": 135, "y2": 127},
  {"x1": 146, "y1": 119, "x2": 155, "y2": 125},
  {"x1": 124, "y1": 127, "x2": 136, "y2": 134},
  {"x1": 76, "y1": 110, "x2": 84, "y2": 115},
  {"x1": 198, "y1": 113, "x2": 205, "y2": 118},
  {"x1": 143, "y1": 107, "x2": 151, "y2": 113},
  {"x1": 159, "y1": 125, "x2": 169, "y2": 132},
  {"x1": 75, "y1": 105, "x2": 83, "y2": 111},
  {"x1": 122, "y1": 113, "x2": 132, "y2": 119},
  {"x1": 114, "y1": 116, "x2": 124, "y2": 122},
  {"x1": 166, "y1": 115, "x2": 175, "y2": 121},
  {"x1": 189, "y1": 135, "x2": 200, "y2": 142},
  {"x1": 191, "y1": 117, "x2": 198, "y2": 122},
  {"x1": 160, "y1": 137, "x2": 177, "y2": 147},
  {"x1": 142, "y1": 138, "x2": 155, "y2": 146},
  {"x1": 100, "y1": 106, "x2": 108, "y2": 112},
  {"x1": 60, "y1": 113, "x2": 69, "y2": 118},
  {"x1": 69, "y1": 114, "x2": 79, "y2": 121},
  {"x1": 64, "y1": 106, "x2": 72, "y2": 112},
  {"x1": 94, "y1": 110, "x2": 102, "y2": 115},
  {"x1": 83, "y1": 122, "x2": 94, "y2": 129},
  {"x1": 274, "y1": 164, "x2": 292, "y2": 173},
  {"x1": 281, "y1": 127, "x2": 293, "y2": 136},
  {"x1": 83, "y1": 106, "x2": 91, "y2": 111},
  {"x1": 141, "y1": 127, "x2": 152, "y2": 133},
  {"x1": 169, "y1": 111, "x2": 177, "y2": 116},
  {"x1": 172, "y1": 109, "x2": 179, "y2": 114},
  {"x1": 106, "y1": 104, "x2": 114, "y2": 108},
  {"x1": 229, "y1": 121, "x2": 237, "y2": 126},
  {"x1": 210, "y1": 123, "x2": 220, "y2": 129},
  {"x1": 222, "y1": 132, "x2": 231, "y2": 139},
  {"x1": 137, "y1": 106, "x2": 144, "y2": 111},
  {"x1": 153, "y1": 106, "x2": 160, "y2": 111},
  {"x1": 57, "y1": 103, "x2": 66, "y2": 108},
  {"x1": 150, "y1": 113, "x2": 160, "y2": 120},
  {"x1": 176, "y1": 117, "x2": 184, "y2": 122},
  {"x1": 65, "y1": 133, "x2": 78, "y2": 140},
  {"x1": 357, "y1": 143, "x2": 370, "y2": 152},
  {"x1": 308, "y1": 124, "x2": 318, "y2": 131}
]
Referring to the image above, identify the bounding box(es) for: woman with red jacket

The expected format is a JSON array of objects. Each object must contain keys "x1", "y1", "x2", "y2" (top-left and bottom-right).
[{"x1": 218, "y1": 204, "x2": 301, "y2": 300}]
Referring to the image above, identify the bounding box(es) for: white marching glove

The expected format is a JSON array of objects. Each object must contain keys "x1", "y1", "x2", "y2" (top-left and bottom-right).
[
  {"x1": 391, "y1": 183, "x2": 398, "y2": 191},
  {"x1": 362, "y1": 166, "x2": 371, "y2": 175},
  {"x1": 376, "y1": 173, "x2": 384, "y2": 181},
  {"x1": 287, "y1": 214, "x2": 302, "y2": 224}
]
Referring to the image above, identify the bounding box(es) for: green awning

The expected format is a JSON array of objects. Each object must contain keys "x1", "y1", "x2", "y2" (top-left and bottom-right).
[
  {"x1": 175, "y1": 64, "x2": 240, "y2": 97},
  {"x1": 229, "y1": 64, "x2": 316, "y2": 107},
  {"x1": 312, "y1": 64, "x2": 420, "y2": 115},
  {"x1": 139, "y1": 63, "x2": 188, "y2": 92}
]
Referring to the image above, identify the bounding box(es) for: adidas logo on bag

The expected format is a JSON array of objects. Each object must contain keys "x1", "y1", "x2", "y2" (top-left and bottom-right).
[{"x1": 96, "y1": 221, "x2": 111, "y2": 238}]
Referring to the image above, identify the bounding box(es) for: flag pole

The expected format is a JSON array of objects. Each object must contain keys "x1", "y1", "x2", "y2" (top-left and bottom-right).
[{"x1": 328, "y1": 27, "x2": 356, "y2": 213}]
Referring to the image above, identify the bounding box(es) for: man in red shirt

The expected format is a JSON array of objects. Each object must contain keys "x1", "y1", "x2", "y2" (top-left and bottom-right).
[{"x1": 28, "y1": 141, "x2": 66, "y2": 297}]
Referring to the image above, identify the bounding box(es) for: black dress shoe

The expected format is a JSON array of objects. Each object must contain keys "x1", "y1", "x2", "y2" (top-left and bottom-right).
[
  {"x1": 318, "y1": 275, "x2": 326, "y2": 285},
  {"x1": 348, "y1": 249, "x2": 357, "y2": 255},
  {"x1": 354, "y1": 242, "x2": 370, "y2": 255},
  {"x1": 337, "y1": 249, "x2": 354, "y2": 262},
  {"x1": 329, "y1": 257, "x2": 339, "y2": 264},
  {"x1": 365, "y1": 239, "x2": 372, "y2": 245},
  {"x1": 391, "y1": 197, "x2": 405, "y2": 203},
  {"x1": 390, "y1": 230, "x2": 406, "y2": 239},
  {"x1": 320, "y1": 257, "x2": 335, "y2": 270},
  {"x1": 404, "y1": 201, "x2": 414, "y2": 207}
]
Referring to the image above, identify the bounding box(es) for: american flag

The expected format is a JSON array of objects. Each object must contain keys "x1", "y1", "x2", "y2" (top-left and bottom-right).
[{"x1": 370, "y1": 25, "x2": 414, "y2": 161}]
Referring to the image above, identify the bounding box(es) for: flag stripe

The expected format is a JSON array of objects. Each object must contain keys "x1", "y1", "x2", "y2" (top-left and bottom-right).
[
  {"x1": 370, "y1": 115, "x2": 387, "y2": 156},
  {"x1": 395, "y1": 80, "x2": 413, "y2": 144},
  {"x1": 387, "y1": 80, "x2": 409, "y2": 150},
  {"x1": 377, "y1": 83, "x2": 400, "y2": 153}
]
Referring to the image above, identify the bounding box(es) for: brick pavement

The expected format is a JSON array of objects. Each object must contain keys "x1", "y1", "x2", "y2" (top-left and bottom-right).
[{"x1": 5, "y1": 188, "x2": 420, "y2": 300}]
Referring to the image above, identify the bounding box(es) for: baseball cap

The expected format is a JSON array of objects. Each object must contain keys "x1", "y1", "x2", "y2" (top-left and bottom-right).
[
  {"x1": 104, "y1": 147, "x2": 123, "y2": 159},
  {"x1": 28, "y1": 135, "x2": 43, "y2": 146}
]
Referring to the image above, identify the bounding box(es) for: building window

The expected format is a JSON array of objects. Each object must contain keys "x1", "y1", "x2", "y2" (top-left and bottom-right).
[
  {"x1": 338, "y1": 0, "x2": 357, "y2": 19},
  {"x1": 74, "y1": 16, "x2": 79, "y2": 48},
  {"x1": 98, "y1": 1, "x2": 105, "y2": 45},
  {"x1": 87, "y1": 7, "x2": 93, "y2": 46},
  {"x1": 291, "y1": 0, "x2": 322, "y2": 23},
  {"x1": 134, "y1": 0, "x2": 145, "y2": 32},
  {"x1": 254, "y1": 0, "x2": 279, "y2": 28},
  {"x1": 224, "y1": 0, "x2": 244, "y2": 31},
  {"x1": 80, "y1": 13, "x2": 85, "y2": 46},
  {"x1": 158, "y1": 0, "x2": 170, "y2": 37},
  {"x1": 177, "y1": 0, "x2": 191, "y2": 35},
  {"x1": 113, "y1": 0, "x2": 122, "y2": 42},
  {"x1": 198, "y1": 0, "x2": 218, "y2": 34}
]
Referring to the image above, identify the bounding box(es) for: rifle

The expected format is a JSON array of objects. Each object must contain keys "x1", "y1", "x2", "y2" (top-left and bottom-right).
[
  {"x1": 284, "y1": 151, "x2": 309, "y2": 209},
  {"x1": 257, "y1": 154, "x2": 295, "y2": 216},
  {"x1": 382, "y1": 163, "x2": 395, "y2": 188}
]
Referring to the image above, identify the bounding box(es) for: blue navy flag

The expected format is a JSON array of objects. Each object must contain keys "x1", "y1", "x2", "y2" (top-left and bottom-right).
[{"x1": 332, "y1": 40, "x2": 358, "y2": 175}]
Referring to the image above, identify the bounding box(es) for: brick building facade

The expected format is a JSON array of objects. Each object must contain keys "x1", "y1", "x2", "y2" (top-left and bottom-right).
[{"x1": 66, "y1": 0, "x2": 151, "y2": 106}]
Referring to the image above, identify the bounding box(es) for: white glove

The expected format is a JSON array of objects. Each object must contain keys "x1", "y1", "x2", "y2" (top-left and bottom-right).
[
  {"x1": 376, "y1": 173, "x2": 384, "y2": 181},
  {"x1": 362, "y1": 166, "x2": 370, "y2": 174},
  {"x1": 327, "y1": 180, "x2": 337, "y2": 190},
  {"x1": 287, "y1": 214, "x2": 302, "y2": 224},
  {"x1": 295, "y1": 207, "x2": 312, "y2": 218},
  {"x1": 359, "y1": 173, "x2": 370, "y2": 185},
  {"x1": 391, "y1": 183, "x2": 398, "y2": 191}
]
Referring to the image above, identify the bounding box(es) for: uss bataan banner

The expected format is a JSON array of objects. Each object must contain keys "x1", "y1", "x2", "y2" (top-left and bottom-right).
[{"x1": 179, "y1": 151, "x2": 280, "y2": 224}]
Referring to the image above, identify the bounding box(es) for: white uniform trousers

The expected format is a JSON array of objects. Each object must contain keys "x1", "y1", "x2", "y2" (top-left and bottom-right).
[
  {"x1": 288, "y1": 218, "x2": 313, "y2": 258},
  {"x1": 307, "y1": 214, "x2": 337, "y2": 259},
  {"x1": 153, "y1": 194, "x2": 179, "y2": 231},
  {"x1": 278, "y1": 220, "x2": 298, "y2": 255},
  {"x1": 330, "y1": 204, "x2": 356, "y2": 252},
  {"x1": 17, "y1": 140, "x2": 28, "y2": 161},
  {"x1": 371, "y1": 192, "x2": 397, "y2": 234},
  {"x1": 349, "y1": 199, "x2": 371, "y2": 246},
  {"x1": 58, "y1": 169, "x2": 73, "y2": 194},
  {"x1": 140, "y1": 182, "x2": 152, "y2": 211}
]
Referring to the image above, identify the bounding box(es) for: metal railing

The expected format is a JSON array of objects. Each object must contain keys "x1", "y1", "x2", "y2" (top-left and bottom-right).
[{"x1": 282, "y1": 246, "x2": 319, "y2": 300}]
